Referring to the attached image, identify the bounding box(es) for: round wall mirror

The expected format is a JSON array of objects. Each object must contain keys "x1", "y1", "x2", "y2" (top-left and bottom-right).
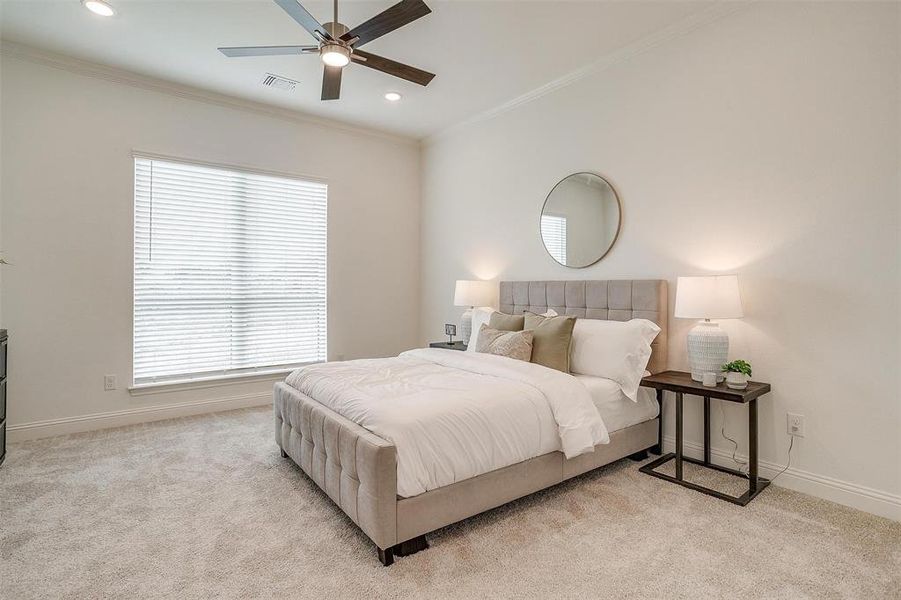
[{"x1": 539, "y1": 172, "x2": 622, "y2": 268}]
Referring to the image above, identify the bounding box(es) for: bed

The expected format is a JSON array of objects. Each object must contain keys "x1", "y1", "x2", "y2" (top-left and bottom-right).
[{"x1": 274, "y1": 279, "x2": 668, "y2": 565}]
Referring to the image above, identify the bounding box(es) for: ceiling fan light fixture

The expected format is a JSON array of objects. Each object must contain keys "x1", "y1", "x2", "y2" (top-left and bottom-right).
[
  {"x1": 384, "y1": 92, "x2": 402, "y2": 102},
  {"x1": 321, "y1": 44, "x2": 350, "y2": 68},
  {"x1": 82, "y1": 0, "x2": 116, "y2": 17}
]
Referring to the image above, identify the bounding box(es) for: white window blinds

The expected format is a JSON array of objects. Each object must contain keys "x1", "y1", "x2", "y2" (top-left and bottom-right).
[
  {"x1": 540, "y1": 214, "x2": 567, "y2": 265},
  {"x1": 134, "y1": 156, "x2": 327, "y2": 385}
]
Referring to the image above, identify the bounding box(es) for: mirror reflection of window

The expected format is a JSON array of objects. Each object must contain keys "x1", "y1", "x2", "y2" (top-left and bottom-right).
[
  {"x1": 540, "y1": 214, "x2": 567, "y2": 265},
  {"x1": 540, "y1": 172, "x2": 621, "y2": 268}
]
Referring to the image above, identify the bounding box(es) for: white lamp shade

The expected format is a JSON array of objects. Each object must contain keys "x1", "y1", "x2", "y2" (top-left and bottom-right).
[
  {"x1": 674, "y1": 275, "x2": 744, "y2": 319},
  {"x1": 454, "y1": 280, "x2": 495, "y2": 307}
]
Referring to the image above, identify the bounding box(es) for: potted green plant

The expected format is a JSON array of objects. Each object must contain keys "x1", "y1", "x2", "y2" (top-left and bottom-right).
[{"x1": 722, "y1": 360, "x2": 752, "y2": 390}]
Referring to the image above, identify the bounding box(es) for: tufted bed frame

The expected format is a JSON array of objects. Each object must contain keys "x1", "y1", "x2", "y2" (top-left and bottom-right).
[{"x1": 274, "y1": 280, "x2": 667, "y2": 565}]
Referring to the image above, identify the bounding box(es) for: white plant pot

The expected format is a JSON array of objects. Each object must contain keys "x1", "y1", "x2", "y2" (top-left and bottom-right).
[{"x1": 725, "y1": 372, "x2": 749, "y2": 390}]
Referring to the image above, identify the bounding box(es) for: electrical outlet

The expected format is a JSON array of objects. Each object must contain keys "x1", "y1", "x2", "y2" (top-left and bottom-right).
[
  {"x1": 103, "y1": 375, "x2": 117, "y2": 391},
  {"x1": 787, "y1": 413, "x2": 805, "y2": 437}
]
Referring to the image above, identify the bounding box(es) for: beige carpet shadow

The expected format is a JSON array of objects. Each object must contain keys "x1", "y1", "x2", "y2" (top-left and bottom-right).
[
  {"x1": 652, "y1": 456, "x2": 751, "y2": 498},
  {"x1": 2, "y1": 406, "x2": 899, "y2": 599}
]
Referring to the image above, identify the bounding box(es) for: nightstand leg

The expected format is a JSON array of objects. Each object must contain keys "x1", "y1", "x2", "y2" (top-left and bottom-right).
[
  {"x1": 703, "y1": 396, "x2": 711, "y2": 465},
  {"x1": 675, "y1": 392, "x2": 684, "y2": 480},
  {"x1": 749, "y1": 399, "x2": 758, "y2": 493},
  {"x1": 652, "y1": 389, "x2": 663, "y2": 455}
]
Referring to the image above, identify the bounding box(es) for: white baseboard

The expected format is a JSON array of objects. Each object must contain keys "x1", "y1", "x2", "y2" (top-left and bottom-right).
[
  {"x1": 7, "y1": 392, "x2": 272, "y2": 442},
  {"x1": 662, "y1": 435, "x2": 900, "y2": 521}
]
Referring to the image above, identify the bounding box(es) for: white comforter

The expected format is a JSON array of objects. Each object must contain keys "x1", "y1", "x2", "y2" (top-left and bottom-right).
[{"x1": 285, "y1": 348, "x2": 609, "y2": 497}]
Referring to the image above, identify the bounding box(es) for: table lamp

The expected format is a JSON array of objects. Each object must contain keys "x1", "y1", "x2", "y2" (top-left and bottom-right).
[
  {"x1": 454, "y1": 280, "x2": 495, "y2": 345},
  {"x1": 674, "y1": 275, "x2": 744, "y2": 382}
]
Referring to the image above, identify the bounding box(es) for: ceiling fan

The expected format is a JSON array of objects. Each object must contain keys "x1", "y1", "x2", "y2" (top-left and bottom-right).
[{"x1": 219, "y1": 0, "x2": 435, "y2": 101}]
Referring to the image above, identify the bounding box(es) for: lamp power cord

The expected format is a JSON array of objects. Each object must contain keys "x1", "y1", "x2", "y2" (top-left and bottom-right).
[{"x1": 719, "y1": 402, "x2": 794, "y2": 482}]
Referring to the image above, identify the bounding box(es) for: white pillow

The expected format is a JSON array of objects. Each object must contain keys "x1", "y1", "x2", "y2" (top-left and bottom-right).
[
  {"x1": 570, "y1": 319, "x2": 661, "y2": 402},
  {"x1": 466, "y1": 307, "x2": 496, "y2": 351}
]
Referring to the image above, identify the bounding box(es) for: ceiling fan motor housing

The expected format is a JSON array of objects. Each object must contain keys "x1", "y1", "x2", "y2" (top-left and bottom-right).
[
  {"x1": 320, "y1": 21, "x2": 352, "y2": 66},
  {"x1": 323, "y1": 21, "x2": 350, "y2": 39}
]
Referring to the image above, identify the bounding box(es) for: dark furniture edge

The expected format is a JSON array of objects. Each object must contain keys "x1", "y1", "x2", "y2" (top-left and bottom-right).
[{"x1": 641, "y1": 370, "x2": 770, "y2": 402}]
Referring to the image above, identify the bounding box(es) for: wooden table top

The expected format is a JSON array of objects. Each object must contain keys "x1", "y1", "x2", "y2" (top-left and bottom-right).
[{"x1": 641, "y1": 370, "x2": 771, "y2": 403}]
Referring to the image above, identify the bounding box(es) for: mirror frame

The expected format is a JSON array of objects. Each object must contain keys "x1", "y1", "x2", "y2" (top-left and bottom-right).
[{"x1": 539, "y1": 171, "x2": 623, "y2": 269}]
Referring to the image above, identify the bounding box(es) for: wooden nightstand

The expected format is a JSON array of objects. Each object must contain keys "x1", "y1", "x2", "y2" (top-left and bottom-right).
[
  {"x1": 638, "y1": 370, "x2": 772, "y2": 506},
  {"x1": 429, "y1": 341, "x2": 468, "y2": 351}
]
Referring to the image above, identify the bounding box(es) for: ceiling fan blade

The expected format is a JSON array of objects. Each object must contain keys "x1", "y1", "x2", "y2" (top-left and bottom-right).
[
  {"x1": 273, "y1": 0, "x2": 331, "y2": 41},
  {"x1": 321, "y1": 65, "x2": 343, "y2": 100},
  {"x1": 341, "y1": 0, "x2": 431, "y2": 48},
  {"x1": 219, "y1": 45, "x2": 318, "y2": 57},
  {"x1": 352, "y1": 50, "x2": 435, "y2": 86}
]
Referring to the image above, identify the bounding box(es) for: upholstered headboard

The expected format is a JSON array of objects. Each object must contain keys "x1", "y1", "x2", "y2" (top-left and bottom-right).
[{"x1": 498, "y1": 280, "x2": 668, "y2": 374}]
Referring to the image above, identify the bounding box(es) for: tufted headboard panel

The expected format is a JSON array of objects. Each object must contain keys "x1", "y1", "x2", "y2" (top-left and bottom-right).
[{"x1": 498, "y1": 280, "x2": 668, "y2": 374}]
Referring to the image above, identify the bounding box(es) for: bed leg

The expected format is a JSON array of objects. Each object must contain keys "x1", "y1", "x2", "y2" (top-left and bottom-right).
[
  {"x1": 628, "y1": 449, "x2": 649, "y2": 461},
  {"x1": 377, "y1": 547, "x2": 394, "y2": 567},
  {"x1": 279, "y1": 447, "x2": 288, "y2": 458},
  {"x1": 394, "y1": 535, "x2": 429, "y2": 557}
]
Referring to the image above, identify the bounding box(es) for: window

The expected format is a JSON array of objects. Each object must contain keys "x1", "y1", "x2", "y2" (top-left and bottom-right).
[
  {"x1": 540, "y1": 214, "x2": 567, "y2": 264},
  {"x1": 133, "y1": 156, "x2": 327, "y2": 385}
]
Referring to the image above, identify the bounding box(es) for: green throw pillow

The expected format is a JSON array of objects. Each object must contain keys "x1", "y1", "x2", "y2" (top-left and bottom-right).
[
  {"x1": 523, "y1": 312, "x2": 576, "y2": 373},
  {"x1": 488, "y1": 312, "x2": 525, "y2": 331}
]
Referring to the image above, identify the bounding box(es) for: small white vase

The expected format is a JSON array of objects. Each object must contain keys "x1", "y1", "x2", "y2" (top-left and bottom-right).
[{"x1": 725, "y1": 372, "x2": 748, "y2": 390}]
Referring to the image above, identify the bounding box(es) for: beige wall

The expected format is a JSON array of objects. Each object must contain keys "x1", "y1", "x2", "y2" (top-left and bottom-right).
[
  {"x1": 421, "y1": 2, "x2": 900, "y2": 518},
  {"x1": 0, "y1": 53, "x2": 421, "y2": 434}
]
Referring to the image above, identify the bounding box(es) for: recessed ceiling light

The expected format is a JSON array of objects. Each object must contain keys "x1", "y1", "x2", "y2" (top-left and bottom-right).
[
  {"x1": 82, "y1": 0, "x2": 116, "y2": 17},
  {"x1": 384, "y1": 92, "x2": 402, "y2": 102}
]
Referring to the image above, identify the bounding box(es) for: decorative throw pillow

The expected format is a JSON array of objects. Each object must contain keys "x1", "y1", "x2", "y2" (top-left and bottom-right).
[
  {"x1": 488, "y1": 312, "x2": 525, "y2": 331},
  {"x1": 474, "y1": 325, "x2": 534, "y2": 362},
  {"x1": 523, "y1": 311, "x2": 577, "y2": 373}
]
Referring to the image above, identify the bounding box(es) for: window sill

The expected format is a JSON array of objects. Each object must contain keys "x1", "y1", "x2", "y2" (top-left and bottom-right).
[{"x1": 128, "y1": 364, "x2": 319, "y2": 396}]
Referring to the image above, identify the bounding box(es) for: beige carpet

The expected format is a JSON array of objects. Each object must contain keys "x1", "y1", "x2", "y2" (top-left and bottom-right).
[{"x1": 2, "y1": 407, "x2": 898, "y2": 600}]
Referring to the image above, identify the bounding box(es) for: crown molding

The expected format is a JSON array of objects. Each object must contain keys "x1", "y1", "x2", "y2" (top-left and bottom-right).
[
  {"x1": 0, "y1": 40, "x2": 419, "y2": 148},
  {"x1": 424, "y1": 1, "x2": 753, "y2": 146}
]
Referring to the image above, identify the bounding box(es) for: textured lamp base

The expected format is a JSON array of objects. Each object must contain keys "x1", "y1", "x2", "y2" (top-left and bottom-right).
[
  {"x1": 459, "y1": 308, "x2": 474, "y2": 345},
  {"x1": 687, "y1": 321, "x2": 729, "y2": 382}
]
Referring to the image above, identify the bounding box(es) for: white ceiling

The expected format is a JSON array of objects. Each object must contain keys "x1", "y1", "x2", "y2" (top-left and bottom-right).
[{"x1": 0, "y1": 0, "x2": 711, "y2": 139}]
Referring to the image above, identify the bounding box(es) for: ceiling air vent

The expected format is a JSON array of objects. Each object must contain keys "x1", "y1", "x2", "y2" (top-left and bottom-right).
[{"x1": 260, "y1": 73, "x2": 299, "y2": 92}]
